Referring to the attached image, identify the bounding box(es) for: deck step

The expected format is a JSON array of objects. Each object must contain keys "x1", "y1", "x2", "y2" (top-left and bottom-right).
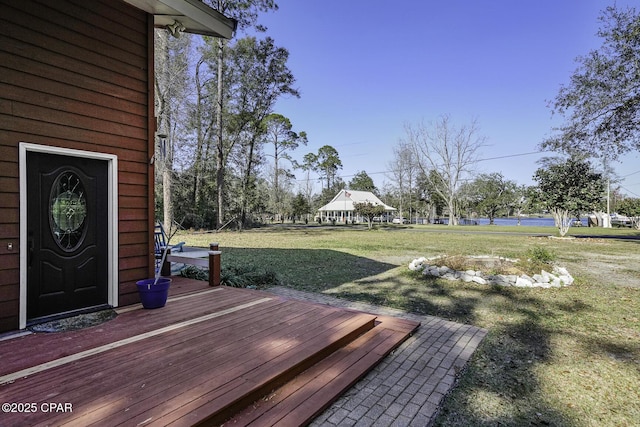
[
  {"x1": 159, "y1": 310, "x2": 379, "y2": 427},
  {"x1": 223, "y1": 315, "x2": 420, "y2": 427}
]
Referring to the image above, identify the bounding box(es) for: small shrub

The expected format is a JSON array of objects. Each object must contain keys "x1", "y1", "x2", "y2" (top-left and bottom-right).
[
  {"x1": 221, "y1": 265, "x2": 280, "y2": 288},
  {"x1": 180, "y1": 264, "x2": 280, "y2": 289},
  {"x1": 516, "y1": 246, "x2": 557, "y2": 275},
  {"x1": 181, "y1": 265, "x2": 208, "y2": 281},
  {"x1": 527, "y1": 246, "x2": 556, "y2": 264}
]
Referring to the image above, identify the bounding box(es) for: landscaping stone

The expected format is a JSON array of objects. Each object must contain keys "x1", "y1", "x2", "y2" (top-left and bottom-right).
[
  {"x1": 426, "y1": 267, "x2": 440, "y2": 277},
  {"x1": 438, "y1": 266, "x2": 452, "y2": 275},
  {"x1": 471, "y1": 276, "x2": 487, "y2": 285},
  {"x1": 515, "y1": 276, "x2": 534, "y2": 287},
  {"x1": 409, "y1": 255, "x2": 574, "y2": 288},
  {"x1": 559, "y1": 275, "x2": 574, "y2": 285}
]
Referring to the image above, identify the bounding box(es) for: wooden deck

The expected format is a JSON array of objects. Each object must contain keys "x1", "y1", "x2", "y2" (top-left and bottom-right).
[{"x1": 0, "y1": 278, "x2": 419, "y2": 426}]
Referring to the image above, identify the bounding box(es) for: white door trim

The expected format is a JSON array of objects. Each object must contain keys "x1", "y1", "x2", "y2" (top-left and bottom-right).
[{"x1": 19, "y1": 143, "x2": 119, "y2": 329}]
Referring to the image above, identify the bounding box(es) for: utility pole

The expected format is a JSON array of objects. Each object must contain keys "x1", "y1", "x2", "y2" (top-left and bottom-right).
[{"x1": 605, "y1": 177, "x2": 611, "y2": 228}]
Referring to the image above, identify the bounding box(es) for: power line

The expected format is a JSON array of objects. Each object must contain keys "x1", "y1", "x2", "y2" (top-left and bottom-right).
[
  {"x1": 302, "y1": 150, "x2": 551, "y2": 183},
  {"x1": 618, "y1": 184, "x2": 640, "y2": 198},
  {"x1": 475, "y1": 151, "x2": 550, "y2": 163},
  {"x1": 621, "y1": 169, "x2": 640, "y2": 178},
  {"x1": 295, "y1": 150, "x2": 551, "y2": 182}
]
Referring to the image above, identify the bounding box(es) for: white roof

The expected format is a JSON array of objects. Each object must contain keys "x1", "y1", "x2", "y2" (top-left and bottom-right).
[{"x1": 318, "y1": 189, "x2": 396, "y2": 212}]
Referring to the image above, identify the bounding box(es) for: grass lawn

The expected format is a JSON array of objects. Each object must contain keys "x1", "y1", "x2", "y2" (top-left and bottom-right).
[{"x1": 178, "y1": 224, "x2": 640, "y2": 427}]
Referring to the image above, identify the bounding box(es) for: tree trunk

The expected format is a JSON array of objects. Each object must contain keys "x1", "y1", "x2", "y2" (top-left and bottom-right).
[
  {"x1": 161, "y1": 122, "x2": 174, "y2": 230},
  {"x1": 215, "y1": 37, "x2": 226, "y2": 229},
  {"x1": 155, "y1": 30, "x2": 174, "y2": 231},
  {"x1": 163, "y1": 162, "x2": 173, "y2": 231},
  {"x1": 240, "y1": 135, "x2": 258, "y2": 228},
  {"x1": 552, "y1": 207, "x2": 571, "y2": 237},
  {"x1": 447, "y1": 198, "x2": 458, "y2": 226},
  {"x1": 192, "y1": 58, "x2": 205, "y2": 208},
  {"x1": 274, "y1": 147, "x2": 280, "y2": 221}
]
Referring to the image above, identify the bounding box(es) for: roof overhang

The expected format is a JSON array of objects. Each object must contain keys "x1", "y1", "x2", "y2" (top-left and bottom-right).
[{"x1": 123, "y1": 0, "x2": 237, "y2": 38}]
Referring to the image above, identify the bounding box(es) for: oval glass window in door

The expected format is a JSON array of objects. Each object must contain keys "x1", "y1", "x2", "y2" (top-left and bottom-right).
[{"x1": 49, "y1": 171, "x2": 87, "y2": 251}]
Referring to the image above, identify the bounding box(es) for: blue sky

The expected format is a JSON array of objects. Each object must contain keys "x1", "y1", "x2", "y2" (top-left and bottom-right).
[{"x1": 248, "y1": 1, "x2": 640, "y2": 197}]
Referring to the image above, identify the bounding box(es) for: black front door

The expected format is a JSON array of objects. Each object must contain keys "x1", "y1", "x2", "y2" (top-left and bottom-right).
[{"x1": 27, "y1": 152, "x2": 109, "y2": 320}]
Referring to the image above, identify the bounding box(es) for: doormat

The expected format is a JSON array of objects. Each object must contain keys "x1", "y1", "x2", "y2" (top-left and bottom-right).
[{"x1": 29, "y1": 309, "x2": 118, "y2": 333}]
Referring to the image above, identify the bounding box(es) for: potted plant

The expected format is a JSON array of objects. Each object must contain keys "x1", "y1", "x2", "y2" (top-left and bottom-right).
[
  {"x1": 136, "y1": 264, "x2": 171, "y2": 309},
  {"x1": 136, "y1": 222, "x2": 179, "y2": 309}
]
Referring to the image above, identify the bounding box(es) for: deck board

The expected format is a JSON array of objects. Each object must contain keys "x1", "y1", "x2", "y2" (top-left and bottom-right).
[
  {"x1": 227, "y1": 315, "x2": 419, "y2": 426},
  {"x1": 0, "y1": 281, "x2": 420, "y2": 426},
  {"x1": 153, "y1": 313, "x2": 377, "y2": 427},
  {"x1": 19, "y1": 302, "x2": 341, "y2": 425},
  {"x1": 82, "y1": 311, "x2": 372, "y2": 427},
  {"x1": 229, "y1": 328, "x2": 396, "y2": 426},
  {"x1": 0, "y1": 286, "x2": 243, "y2": 373},
  {"x1": 10, "y1": 299, "x2": 300, "y2": 403},
  {"x1": 125, "y1": 312, "x2": 375, "y2": 426}
]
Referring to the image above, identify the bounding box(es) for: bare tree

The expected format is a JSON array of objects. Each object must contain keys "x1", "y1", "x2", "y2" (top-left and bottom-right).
[
  {"x1": 191, "y1": 47, "x2": 218, "y2": 210},
  {"x1": 386, "y1": 148, "x2": 407, "y2": 220},
  {"x1": 406, "y1": 115, "x2": 486, "y2": 225},
  {"x1": 387, "y1": 140, "x2": 418, "y2": 221},
  {"x1": 154, "y1": 29, "x2": 191, "y2": 228}
]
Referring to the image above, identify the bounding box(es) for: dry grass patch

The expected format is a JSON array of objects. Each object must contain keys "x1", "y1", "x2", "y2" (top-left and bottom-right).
[{"x1": 424, "y1": 254, "x2": 533, "y2": 276}]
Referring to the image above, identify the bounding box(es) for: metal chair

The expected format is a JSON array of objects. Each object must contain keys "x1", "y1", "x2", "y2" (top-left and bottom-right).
[{"x1": 154, "y1": 222, "x2": 185, "y2": 273}]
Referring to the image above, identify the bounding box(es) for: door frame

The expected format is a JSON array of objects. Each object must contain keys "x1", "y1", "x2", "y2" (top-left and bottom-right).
[{"x1": 19, "y1": 143, "x2": 119, "y2": 329}]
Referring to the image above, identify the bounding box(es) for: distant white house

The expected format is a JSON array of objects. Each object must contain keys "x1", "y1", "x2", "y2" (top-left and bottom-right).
[{"x1": 317, "y1": 189, "x2": 396, "y2": 223}]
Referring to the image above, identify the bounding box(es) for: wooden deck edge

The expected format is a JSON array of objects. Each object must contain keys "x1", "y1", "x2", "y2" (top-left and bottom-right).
[
  {"x1": 374, "y1": 314, "x2": 421, "y2": 334},
  {"x1": 224, "y1": 316, "x2": 420, "y2": 426},
  {"x1": 193, "y1": 314, "x2": 378, "y2": 426},
  {"x1": 279, "y1": 322, "x2": 420, "y2": 426}
]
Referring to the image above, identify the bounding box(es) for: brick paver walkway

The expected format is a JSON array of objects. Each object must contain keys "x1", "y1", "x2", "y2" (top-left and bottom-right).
[{"x1": 266, "y1": 287, "x2": 488, "y2": 427}]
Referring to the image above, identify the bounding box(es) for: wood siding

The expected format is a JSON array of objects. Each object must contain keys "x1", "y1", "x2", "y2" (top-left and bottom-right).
[{"x1": 0, "y1": 0, "x2": 154, "y2": 331}]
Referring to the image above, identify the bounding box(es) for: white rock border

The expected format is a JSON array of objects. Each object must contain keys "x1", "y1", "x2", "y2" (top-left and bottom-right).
[{"x1": 408, "y1": 256, "x2": 573, "y2": 288}]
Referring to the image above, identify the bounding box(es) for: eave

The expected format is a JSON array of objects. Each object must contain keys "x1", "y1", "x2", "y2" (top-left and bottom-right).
[{"x1": 123, "y1": 0, "x2": 237, "y2": 38}]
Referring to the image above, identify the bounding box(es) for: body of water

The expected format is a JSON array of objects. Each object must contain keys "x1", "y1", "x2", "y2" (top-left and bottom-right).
[
  {"x1": 436, "y1": 217, "x2": 557, "y2": 226},
  {"x1": 475, "y1": 217, "x2": 556, "y2": 227}
]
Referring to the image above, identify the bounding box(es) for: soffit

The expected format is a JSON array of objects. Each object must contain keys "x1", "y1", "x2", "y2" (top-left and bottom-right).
[{"x1": 123, "y1": 0, "x2": 236, "y2": 38}]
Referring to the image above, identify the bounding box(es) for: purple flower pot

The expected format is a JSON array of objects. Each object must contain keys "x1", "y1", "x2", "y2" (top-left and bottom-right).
[{"x1": 136, "y1": 277, "x2": 171, "y2": 309}]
